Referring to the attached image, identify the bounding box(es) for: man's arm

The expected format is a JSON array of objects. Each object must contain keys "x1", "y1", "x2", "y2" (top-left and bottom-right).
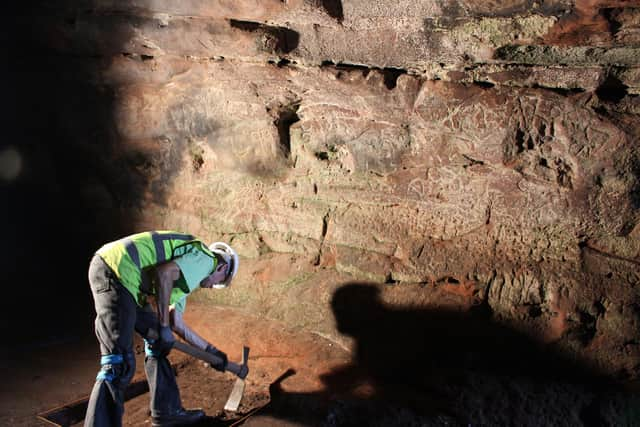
[
  {"x1": 170, "y1": 308, "x2": 209, "y2": 351},
  {"x1": 171, "y1": 308, "x2": 228, "y2": 371},
  {"x1": 154, "y1": 261, "x2": 181, "y2": 327}
]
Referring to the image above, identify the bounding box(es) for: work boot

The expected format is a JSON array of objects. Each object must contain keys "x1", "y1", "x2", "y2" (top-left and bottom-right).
[{"x1": 151, "y1": 407, "x2": 205, "y2": 426}]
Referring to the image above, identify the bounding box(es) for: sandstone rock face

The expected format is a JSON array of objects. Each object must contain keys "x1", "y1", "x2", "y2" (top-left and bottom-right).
[{"x1": 30, "y1": 1, "x2": 640, "y2": 379}]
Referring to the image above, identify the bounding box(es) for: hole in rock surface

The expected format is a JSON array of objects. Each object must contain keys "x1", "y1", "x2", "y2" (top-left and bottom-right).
[
  {"x1": 307, "y1": 0, "x2": 344, "y2": 22},
  {"x1": 274, "y1": 103, "x2": 301, "y2": 158},
  {"x1": 229, "y1": 19, "x2": 300, "y2": 54}
]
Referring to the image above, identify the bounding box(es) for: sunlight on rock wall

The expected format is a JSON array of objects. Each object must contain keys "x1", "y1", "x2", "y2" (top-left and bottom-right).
[{"x1": 33, "y1": 0, "x2": 640, "y2": 379}]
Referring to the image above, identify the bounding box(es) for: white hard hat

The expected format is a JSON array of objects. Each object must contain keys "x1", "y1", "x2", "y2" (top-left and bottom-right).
[{"x1": 208, "y1": 242, "x2": 239, "y2": 289}]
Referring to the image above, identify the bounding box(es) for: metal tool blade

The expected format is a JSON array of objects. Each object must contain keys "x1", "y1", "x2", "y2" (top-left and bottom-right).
[
  {"x1": 224, "y1": 378, "x2": 245, "y2": 411},
  {"x1": 224, "y1": 346, "x2": 249, "y2": 411}
]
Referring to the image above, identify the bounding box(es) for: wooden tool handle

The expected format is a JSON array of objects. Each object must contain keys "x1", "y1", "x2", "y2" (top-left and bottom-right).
[
  {"x1": 173, "y1": 341, "x2": 228, "y2": 367},
  {"x1": 147, "y1": 328, "x2": 246, "y2": 373}
]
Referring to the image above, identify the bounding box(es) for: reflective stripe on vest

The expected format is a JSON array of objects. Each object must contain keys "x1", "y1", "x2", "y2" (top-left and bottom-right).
[
  {"x1": 122, "y1": 232, "x2": 195, "y2": 269},
  {"x1": 152, "y1": 231, "x2": 195, "y2": 263},
  {"x1": 123, "y1": 239, "x2": 140, "y2": 268}
]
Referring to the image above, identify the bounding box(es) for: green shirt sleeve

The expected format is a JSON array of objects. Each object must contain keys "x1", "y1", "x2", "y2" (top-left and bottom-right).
[{"x1": 173, "y1": 296, "x2": 187, "y2": 314}]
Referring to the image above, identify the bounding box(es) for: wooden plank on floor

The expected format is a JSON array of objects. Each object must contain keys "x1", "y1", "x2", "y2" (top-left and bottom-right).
[{"x1": 36, "y1": 378, "x2": 149, "y2": 426}]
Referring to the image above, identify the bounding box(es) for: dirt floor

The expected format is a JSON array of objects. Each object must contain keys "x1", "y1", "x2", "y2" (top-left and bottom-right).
[
  {"x1": 0, "y1": 302, "x2": 352, "y2": 427},
  {"x1": 3, "y1": 301, "x2": 640, "y2": 427},
  {"x1": 122, "y1": 304, "x2": 354, "y2": 426}
]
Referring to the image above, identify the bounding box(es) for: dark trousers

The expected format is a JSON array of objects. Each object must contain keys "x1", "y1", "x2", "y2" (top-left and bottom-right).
[{"x1": 84, "y1": 255, "x2": 182, "y2": 427}]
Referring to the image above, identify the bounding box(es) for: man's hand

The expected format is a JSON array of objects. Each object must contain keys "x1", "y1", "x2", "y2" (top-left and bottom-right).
[
  {"x1": 148, "y1": 325, "x2": 175, "y2": 356},
  {"x1": 205, "y1": 344, "x2": 228, "y2": 372},
  {"x1": 236, "y1": 364, "x2": 249, "y2": 380},
  {"x1": 160, "y1": 325, "x2": 175, "y2": 346}
]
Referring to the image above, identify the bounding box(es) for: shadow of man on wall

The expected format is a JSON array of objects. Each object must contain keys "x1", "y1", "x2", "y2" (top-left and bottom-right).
[
  {"x1": 326, "y1": 282, "x2": 594, "y2": 387},
  {"x1": 257, "y1": 282, "x2": 639, "y2": 426}
]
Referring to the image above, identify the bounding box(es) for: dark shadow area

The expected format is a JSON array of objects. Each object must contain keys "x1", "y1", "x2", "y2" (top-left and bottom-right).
[
  {"x1": 239, "y1": 283, "x2": 640, "y2": 426},
  {"x1": 318, "y1": 0, "x2": 344, "y2": 22},
  {"x1": 0, "y1": 3, "x2": 143, "y2": 349},
  {"x1": 320, "y1": 61, "x2": 408, "y2": 90},
  {"x1": 473, "y1": 80, "x2": 495, "y2": 89},
  {"x1": 191, "y1": 416, "x2": 228, "y2": 426},
  {"x1": 601, "y1": 8, "x2": 623, "y2": 36},
  {"x1": 229, "y1": 20, "x2": 300, "y2": 54},
  {"x1": 382, "y1": 67, "x2": 407, "y2": 90},
  {"x1": 327, "y1": 283, "x2": 602, "y2": 385},
  {"x1": 321, "y1": 60, "x2": 370, "y2": 77},
  {"x1": 268, "y1": 57, "x2": 292, "y2": 68},
  {"x1": 274, "y1": 102, "x2": 301, "y2": 159},
  {"x1": 37, "y1": 378, "x2": 149, "y2": 425},
  {"x1": 596, "y1": 74, "x2": 629, "y2": 103}
]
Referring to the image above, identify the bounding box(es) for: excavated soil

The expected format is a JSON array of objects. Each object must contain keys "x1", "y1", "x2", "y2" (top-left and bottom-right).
[
  {"x1": 1, "y1": 302, "x2": 350, "y2": 427},
  {"x1": 5, "y1": 300, "x2": 640, "y2": 427},
  {"x1": 122, "y1": 303, "x2": 353, "y2": 426}
]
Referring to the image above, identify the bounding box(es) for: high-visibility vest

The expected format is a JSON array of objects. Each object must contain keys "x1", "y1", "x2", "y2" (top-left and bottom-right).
[{"x1": 97, "y1": 231, "x2": 216, "y2": 306}]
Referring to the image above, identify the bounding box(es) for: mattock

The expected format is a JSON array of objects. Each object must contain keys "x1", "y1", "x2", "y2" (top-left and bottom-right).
[{"x1": 147, "y1": 329, "x2": 250, "y2": 411}]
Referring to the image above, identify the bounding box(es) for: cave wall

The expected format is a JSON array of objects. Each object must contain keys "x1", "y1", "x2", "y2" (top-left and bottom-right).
[{"x1": 10, "y1": 1, "x2": 640, "y2": 377}]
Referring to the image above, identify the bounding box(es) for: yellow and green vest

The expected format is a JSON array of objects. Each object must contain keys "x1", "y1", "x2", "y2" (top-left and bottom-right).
[{"x1": 97, "y1": 231, "x2": 217, "y2": 307}]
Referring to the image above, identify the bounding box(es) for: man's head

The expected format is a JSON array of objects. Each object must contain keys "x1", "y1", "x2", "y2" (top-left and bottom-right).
[
  {"x1": 200, "y1": 242, "x2": 239, "y2": 289},
  {"x1": 200, "y1": 260, "x2": 229, "y2": 289}
]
